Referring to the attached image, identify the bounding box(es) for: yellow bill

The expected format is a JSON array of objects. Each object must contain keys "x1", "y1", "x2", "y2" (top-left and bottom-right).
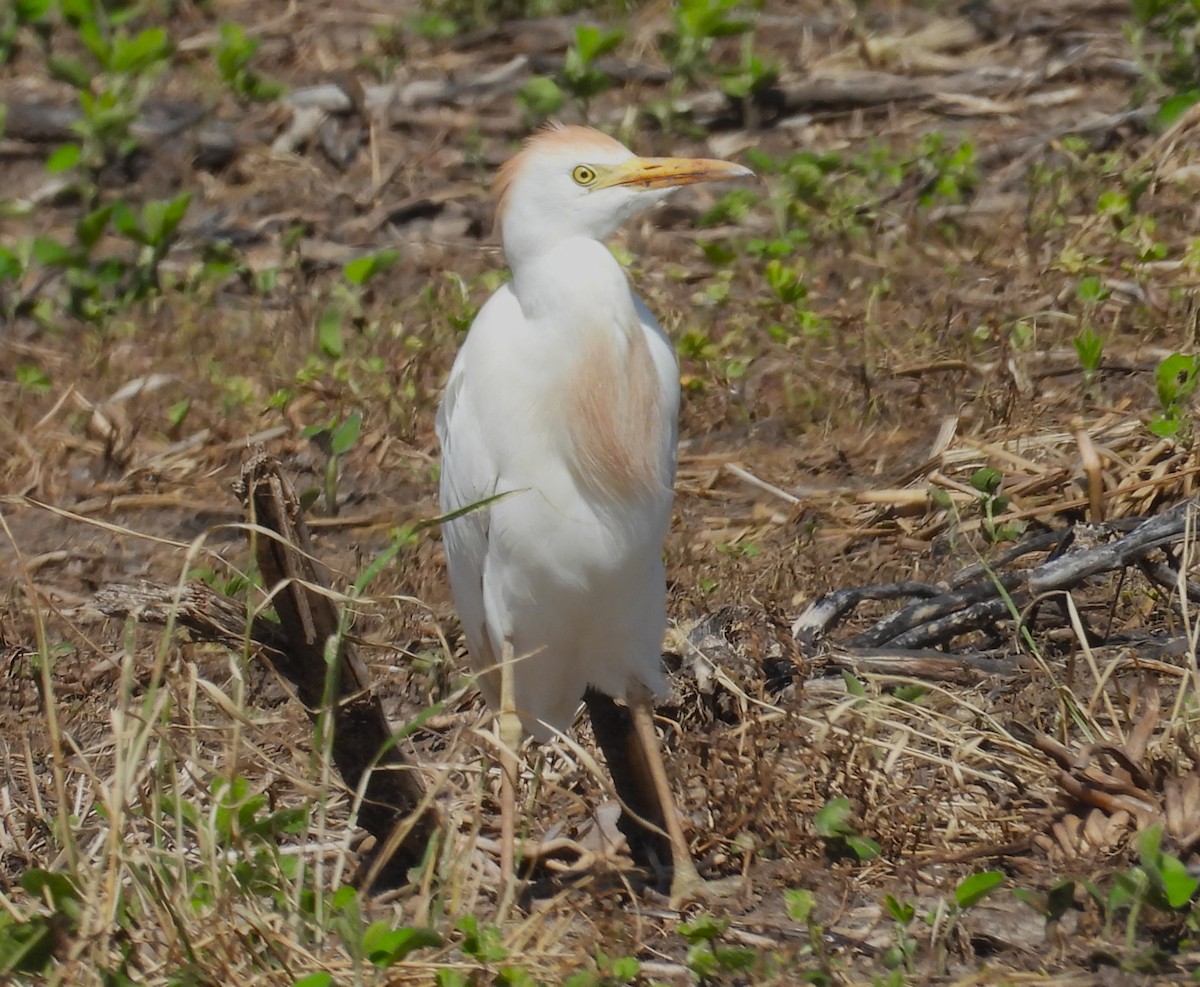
[{"x1": 593, "y1": 155, "x2": 754, "y2": 190}]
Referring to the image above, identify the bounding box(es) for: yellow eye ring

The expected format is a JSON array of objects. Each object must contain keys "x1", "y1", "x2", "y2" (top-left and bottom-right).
[{"x1": 572, "y1": 164, "x2": 598, "y2": 186}]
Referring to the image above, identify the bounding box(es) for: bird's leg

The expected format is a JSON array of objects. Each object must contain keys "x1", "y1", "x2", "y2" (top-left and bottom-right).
[
  {"x1": 498, "y1": 641, "x2": 522, "y2": 900},
  {"x1": 625, "y1": 680, "x2": 708, "y2": 906},
  {"x1": 584, "y1": 688, "x2": 672, "y2": 875}
]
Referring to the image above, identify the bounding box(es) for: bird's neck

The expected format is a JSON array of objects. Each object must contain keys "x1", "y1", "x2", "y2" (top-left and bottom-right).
[
  {"x1": 507, "y1": 236, "x2": 670, "y2": 501},
  {"x1": 508, "y1": 237, "x2": 636, "y2": 330}
]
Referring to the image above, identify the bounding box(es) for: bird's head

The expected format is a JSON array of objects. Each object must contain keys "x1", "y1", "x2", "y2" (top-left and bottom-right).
[{"x1": 494, "y1": 122, "x2": 752, "y2": 266}]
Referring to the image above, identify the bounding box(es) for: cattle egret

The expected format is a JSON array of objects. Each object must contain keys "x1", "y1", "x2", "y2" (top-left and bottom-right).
[{"x1": 437, "y1": 122, "x2": 752, "y2": 904}]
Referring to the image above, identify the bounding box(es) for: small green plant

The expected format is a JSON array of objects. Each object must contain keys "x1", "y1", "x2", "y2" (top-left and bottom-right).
[
  {"x1": 814, "y1": 796, "x2": 880, "y2": 861},
  {"x1": 1073, "y1": 326, "x2": 1104, "y2": 392},
  {"x1": 913, "y1": 132, "x2": 978, "y2": 207},
  {"x1": 1076, "y1": 825, "x2": 1198, "y2": 963},
  {"x1": 0, "y1": 870, "x2": 83, "y2": 977},
  {"x1": 678, "y1": 913, "x2": 757, "y2": 979},
  {"x1": 969, "y1": 466, "x2": 1024, "y2": 543},
  {"x1": 562, "y1": 950, "x2": 641, "y2": 987},
  {"x1": 518, "y1": 24, "x2": 624, "y2": 122},
  {"x1": 302, "y1": 411, "x2": 363, "y2": 516},
  {"x1": 317, "y1": 248, "x2": 402, "y2": 358},
  {"x1": 1131, "y1": 0, "x2": 1200, "y2": 124},
  {"x1": 658, "y1": 0, "x2": 754, "y2": 87},
  {"x1": 785, "y1": 888, "x2": 835, "y2": 984},
  {"x1": 48, "y1": 0, "x2": 174, "y2": 191},
  {"x1": 214, "y1": 21, "x2": 285, "y2": 102},
  {"x1": 0, "y1": 0, "x2": 53, "y2": 66},
  {"x1": 1149, "y1": 352, "x2": 1199, "y2": 441},
  {"x1": 1013, "y1": 878, "x2": 1077, "y2": 934},
  {"x1": 1, "y1": 191, "x2": 192, "y2": 323},
  {"x1": 878, "y1": 898, "x2": 912, "y2": 979}
]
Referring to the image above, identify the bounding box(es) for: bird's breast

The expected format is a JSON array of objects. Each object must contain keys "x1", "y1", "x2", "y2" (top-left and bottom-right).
[{"x1": 559, "y1": 320, "x2": 669, "y2": 501}]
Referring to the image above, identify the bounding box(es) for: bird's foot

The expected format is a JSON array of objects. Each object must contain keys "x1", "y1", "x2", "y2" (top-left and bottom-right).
[{"x1": 668, "y1": 867, "x2": 747, "y2": 910}]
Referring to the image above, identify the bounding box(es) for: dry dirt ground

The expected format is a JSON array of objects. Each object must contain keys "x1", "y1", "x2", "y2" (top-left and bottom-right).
[{"x1": 3, "y1": 0, "x2": 1200, "y2": 983}]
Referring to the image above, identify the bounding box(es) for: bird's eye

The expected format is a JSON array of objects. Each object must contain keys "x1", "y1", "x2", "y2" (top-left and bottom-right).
[{"x1": 572, "y1": 165, "x2": 598, "y2": 186}]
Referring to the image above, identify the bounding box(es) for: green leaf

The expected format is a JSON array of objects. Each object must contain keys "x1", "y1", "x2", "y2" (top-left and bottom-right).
[
  {"x1": 46, "y1": 143, "x2": 81, "y2": 173},
  {"x1": 785, "y1": 887, "x2": 815, "y2": 923},
  {"x1": 885, "y1": 894, "x2": 915, "y2": 925},
  {"x1": 518, "y1": 75, "x2": 565, "y2": 120},
  {"x1": 1156, "y1": 353, "x2": 1199, "y2": 408},
  {"x1": 141, "y1": 192, "x2": 192, "y2": 246},
  {"x1": 842, "y1": 671, "x2": 866, "y2": 696},
  {"x1": 686, "y1": 942, "x2": 718, "y2": 978},
  {"x1": 329, "y1": 884, "x2": 358, "y2": 912},
  {"x1": 31, "y1": 236, "x2": 78, "y2": 267},
  {"x1": 456, "y1": 916, "x2": 507, "y2": 964},
  {"x1": 1158, "y1": 90, "x2": 1200, "y2": 128},
  {"x1": 76, "y1": 204, "x2": 113, "y2": 250},
  {"x1": 110, "y1": 27, "x2": 172, "y2": 74},
  {"x1": 363, "y1": 922, "x2": 441, "y2": 967},
  {"x1": 1046, "y1": 879, "x2": 1076, "y2": 921},
  {"x1": 21, "y1": 869, "x2": 82, "y2": 909},
  {"x1": 0, "y1": 914, "x2": 55, "y2": 975},
  {"x1": 317, "y1": 306, "x2": 344, "y2": 358},
  {"x1": 291, "y1": 974, "x2": 334, "y2": 987},
  {"x1": 1075, "y1": 274, "x2": 1108, "y2": 304},
  {"x1": 1072, "y1": 327, "x2": 1104, "y2": 373},
  {"x1": 167, "y1": 398, "x2": 190, "y2": 430},
  {"x1": 955, "y1": 870, "x2": 1005, "y2": 909},
  {"x1": 15, "y1": 364, "x2": 51, "y2": 393},
  {"x1": 846, "y1": 834, "x2": 881, "y2": 861},
  {"x1": 969, "y1": 467, "x2": 1003, "y2": 496},
  {"x1": 1149, "y1": 413, "x2": 1181, "y2": 439},
  {"x1": 1158, "y1": 852, "x2": 1198, "y2": 909},
  {"x1": 678, "y1": 913, "x2": 728, "y2": 943},
  {"x1": 435, "y1": 970, "x2": 470, "y2": 987},
  {"x1": 47, "y1": 54, "x2": 92, "y2": 89},
  {"x1": 111, "y1": 202, "x2": 145, "y2": 243},
  {"x1": 712, "y1": 944, "x2": 755, "y2": 971},
  {"x1": 573, "y1": 24, "x2": 623, "y2": 64},
  {"x1": 0, "y1": 246, "x2": 22, "y2": 280},
  {"x1": 343, "y1": 248, "x2": 400, "y2": 286},
  {"x1": 814, "y1": 797, "x2": 852, "y2": 838},
  {"x1": 330, "y1": 412, "x2": 362, "y2": 456},
  {"x1": 16, "y1": 0, "x2": 56, "y2": 20}
]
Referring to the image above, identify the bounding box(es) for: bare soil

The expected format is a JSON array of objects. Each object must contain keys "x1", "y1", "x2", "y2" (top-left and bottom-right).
[{"x1": 3, "y1": 0, "x2": 1200, "y2": 983}]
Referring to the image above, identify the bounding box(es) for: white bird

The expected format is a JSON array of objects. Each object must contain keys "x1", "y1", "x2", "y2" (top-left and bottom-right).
[{"x1": 437, "y1": 122, "x2": 751, "y2": 904}]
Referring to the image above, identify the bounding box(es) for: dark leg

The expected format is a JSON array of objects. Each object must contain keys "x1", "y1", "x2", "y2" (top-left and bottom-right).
[{"x1": 583, "y1": 687, "x2": 672, "y2": 877}]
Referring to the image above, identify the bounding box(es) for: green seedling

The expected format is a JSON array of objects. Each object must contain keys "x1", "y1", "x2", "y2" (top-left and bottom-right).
[
  {"x1": 785, "y1": 888, "x2": 836, "y2": 984},
  {"x1": 969, "y1": 466, "x2": 1024, "y2": 543},
  {"x1": 1132, "y1": 0, "x2": 1200, "y2": 123},
  {"x1": 679, "y1": 913, "x2": 757, "y2": 978},
  {"x1": 0, "y1": 0, "x2": 53, "y2": 66},
  {"x1": 49, "y1": 0, "x2": 174, "y2": 189},
  {"x1": 214, "y1": 22, "x2": 285, "y2": 102},
  {"x1": 1073, "y1": 325, "x2": 1104, "y2": 395},
  {"x1": 659, "y1": 0, "x2": 753, "y2": 86},
  {"x1": 814, "y1": 796, "x2": 880, "y2": 861},
  {"x1": 879, "y1": 894, "x2": 917, "y2": 976},
  {"x1": 302, "y1": 411, "x2": 363, "y2": 516},
  {"x1": 1149, "y1": 352, "x2": 1198, "y2": 441},
  {"x1": 914, "y1": 132, "x2": 978, "y2": 207},
  {"x1": 317, "y1": 248, "x2": 402, "y2": 358},
  {"x1": 562, "y1": 950, "x2": 641, "y2": 987},
  {"x1": 519, "y1": 25, "x2": 623, "y2": 122}
]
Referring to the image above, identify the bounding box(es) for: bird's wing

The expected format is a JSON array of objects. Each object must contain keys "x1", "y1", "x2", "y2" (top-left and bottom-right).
[
  {"x1": 435, "y1": 288, "x2": 525, "y2": 698},
  {"x1": 633, "y1": 293, "x2": 682, "y2": 479}
]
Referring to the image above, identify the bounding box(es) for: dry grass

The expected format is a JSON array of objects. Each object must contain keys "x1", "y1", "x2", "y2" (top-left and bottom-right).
[{"x1": 4, "y1": 0, "x2": 1200, "y2": 983}]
